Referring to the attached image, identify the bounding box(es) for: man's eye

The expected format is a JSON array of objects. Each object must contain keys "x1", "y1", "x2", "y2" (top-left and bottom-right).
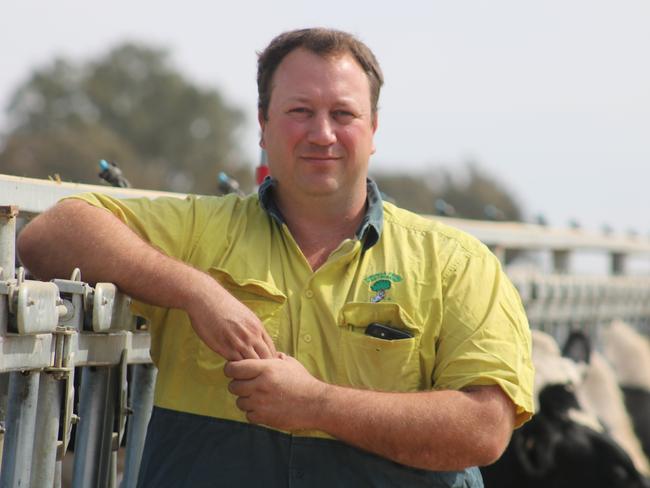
[
  {"x1": 333, "y1": 110, "x2": 355, "y2": 122},
  {"x1": 288, "y1": 108, "x2": 311, "y2": 116}
]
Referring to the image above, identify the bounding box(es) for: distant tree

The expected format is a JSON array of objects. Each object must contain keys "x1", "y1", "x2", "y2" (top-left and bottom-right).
[
  {"x1": 436, "y1": 163, "x2": 523, "y2": 221},
  {"x1": 371, "y1": 173, "x2": 439, "y2": 214},
  {"x1": 0, "y1": 43, "x2": 250, "y2": 193},
  {"x1": 371, "y1": 162, "x2": 524, "y2": 222}
]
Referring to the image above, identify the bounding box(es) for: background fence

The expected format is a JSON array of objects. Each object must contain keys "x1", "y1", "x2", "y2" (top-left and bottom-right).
[{"x1": 2, "y1": 173, "x2": 650, "y2": 487}]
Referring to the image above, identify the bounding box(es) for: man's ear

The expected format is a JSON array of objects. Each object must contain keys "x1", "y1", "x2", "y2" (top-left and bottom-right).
[{"x1": 258, "y1": 109, "x2": 266, "y2": 149}]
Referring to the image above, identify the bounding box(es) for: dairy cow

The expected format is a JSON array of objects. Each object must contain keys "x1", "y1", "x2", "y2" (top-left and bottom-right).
[
  {"x1": 481, "y1": 329, "x2": 650, "y2": 487},
  {"x1": 602, "y1": 321, "x2": 650, "y2": 461}
]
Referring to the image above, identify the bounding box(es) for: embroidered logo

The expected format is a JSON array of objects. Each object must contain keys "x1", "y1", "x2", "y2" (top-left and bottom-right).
[{"x1": 364, "y1": 272, "x2": 403, "y2": 303}]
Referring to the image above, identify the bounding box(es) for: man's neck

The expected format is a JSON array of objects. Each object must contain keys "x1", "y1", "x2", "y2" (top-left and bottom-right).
[{"x1": 275, "y1": 188, "x2": 367, "y2": 271}]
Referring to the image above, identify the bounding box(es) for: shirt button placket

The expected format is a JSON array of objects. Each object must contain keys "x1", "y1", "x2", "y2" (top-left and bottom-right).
[{"x1": 302, "y1": 289, "x2": 314, "y2": 345}]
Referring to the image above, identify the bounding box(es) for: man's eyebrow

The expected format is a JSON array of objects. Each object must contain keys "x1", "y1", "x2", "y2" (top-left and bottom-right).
[
  {"x1": 282, "y1": 96, "x2": 312, "y2": 104},
  {"x1": 281, "y1": 95, "x2": 363, "y2": 108}
]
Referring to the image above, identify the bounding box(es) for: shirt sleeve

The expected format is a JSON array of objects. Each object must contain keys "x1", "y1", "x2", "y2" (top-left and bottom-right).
[
  {"x1": 64, "y1": 193, "x2": 206, "y2": 261},
  {"x1": 62, "y1": 192, "x2": 208, "y2": 320},
  {"x1": 433, "y1": 245, "x2": 535, "y2": 428}
]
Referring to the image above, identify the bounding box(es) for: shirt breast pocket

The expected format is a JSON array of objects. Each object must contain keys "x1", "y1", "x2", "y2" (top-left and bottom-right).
[
  {"x1": 337, "y1": 302, "x2": 423, "y2": 392},
  {"x1": 194, "y1": 268, "x2": 286, "y2": 384}
]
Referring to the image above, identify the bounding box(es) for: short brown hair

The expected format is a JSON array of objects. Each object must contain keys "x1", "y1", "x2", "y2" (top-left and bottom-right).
[{"x1": 257, "y1": 28, "x2": 384, "y2": 120}]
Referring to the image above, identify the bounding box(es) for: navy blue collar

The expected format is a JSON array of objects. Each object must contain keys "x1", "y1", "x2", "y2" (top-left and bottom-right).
[{"x1": 258, "y1": 177, "x2": 383, "y2": 250}]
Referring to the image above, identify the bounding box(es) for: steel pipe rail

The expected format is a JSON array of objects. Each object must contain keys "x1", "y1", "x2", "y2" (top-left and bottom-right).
[
  {"x1": 0, "y1": 174, "x2": 185, "y2": 217},
  {"x1": 3, "y1": 173, "x2": 650, "y2": 260},
  {"x1": 432, "y1": 215, "x2": 650, "y2": 256}
]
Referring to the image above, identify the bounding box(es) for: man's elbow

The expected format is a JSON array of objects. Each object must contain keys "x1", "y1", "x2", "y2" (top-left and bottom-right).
[
  {"x1": 468, "y1": 386, "x2": 516, "y2": 467},
  {"x1": 475, "y1": 432, "x2": 511, "y2": 467},
  {"x1": 17, "y1": 219, "x2": 42, "y2": 274},
  {"x1": 430, "y1": 429, "x2": 510, "y2": 470},
  {"x1": 473, "y1": 412, "x2": 514, "y2": 467},
  {"x1": 17, "y1": 200, "x2": 80, "y2": 279},
  {"x1": 411, "y1": 428, "x2": 511, "y2": 471}
]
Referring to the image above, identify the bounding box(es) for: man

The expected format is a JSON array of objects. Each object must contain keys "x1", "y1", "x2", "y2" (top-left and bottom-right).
[{"x1": 18, "y1": 28, "x2": 534, "y2": 487}]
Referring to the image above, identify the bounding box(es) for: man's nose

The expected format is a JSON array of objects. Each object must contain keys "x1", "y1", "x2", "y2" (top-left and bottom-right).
[{"x1": 307, "y1": 112, "x2": 336, "y2": 146}]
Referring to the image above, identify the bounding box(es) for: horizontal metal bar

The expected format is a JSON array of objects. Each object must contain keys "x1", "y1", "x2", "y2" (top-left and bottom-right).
[
  {"x1": 4, "y1": 173, "x2": 650, "y2": 256},
  {"x1": 0, "y1": 332, "x2": 151, "y2": 372},
  {"x1": 432, "y1": 215, "x2": 650, "y2": 255},
  {"x1": 0, "y1": 334, "x2": 53, "y2": 372},
  {"x1": 74, "y1": 332, "x2": 151, "y2": 367},
  {"x1": 0, "y1": 173, "x2": 186, "y2": 216}
]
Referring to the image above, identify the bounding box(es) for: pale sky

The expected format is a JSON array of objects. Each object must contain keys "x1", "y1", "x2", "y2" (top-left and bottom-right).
[{"x1": 1, "y1": 1, "x2": 649, "y2": 234}]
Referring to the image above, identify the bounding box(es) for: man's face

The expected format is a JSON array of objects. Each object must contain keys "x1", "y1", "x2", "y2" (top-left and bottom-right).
[{"x1": 259, "y1": 48, "x2": 377, "y2": 200}]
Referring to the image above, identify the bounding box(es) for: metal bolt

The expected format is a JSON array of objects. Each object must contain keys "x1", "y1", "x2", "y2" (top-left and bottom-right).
[{"x1": 0, "y1": 205, "x2": 19, "y2": 218}]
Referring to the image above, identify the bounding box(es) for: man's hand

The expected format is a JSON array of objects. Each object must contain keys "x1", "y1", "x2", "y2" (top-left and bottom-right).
[
  {"x1": 187, "y1": 284, "x2": 277, "y2": 361},
  {"x1": 224, "y1": 353, "x2": 325, "y2": 430}
]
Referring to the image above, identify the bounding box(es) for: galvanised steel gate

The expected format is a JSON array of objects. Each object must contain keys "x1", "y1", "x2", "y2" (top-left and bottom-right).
[{"x1": 0, "y1": 174, "x2": 185, "y2": 488}]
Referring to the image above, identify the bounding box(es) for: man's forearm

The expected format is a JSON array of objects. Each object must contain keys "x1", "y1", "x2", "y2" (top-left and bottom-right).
[
  {"x1": 17, "y1": 199, "x2": 205, "y2": 309},
  {"x1": 226, "y1": 356, "x2": 515, "y2": 471},
  {"x1": 312, "y1": 384, "x2": 514, "y2": 471},
  {"x1": 18, "y1": 199, "x2": 277, "y2": 360}
]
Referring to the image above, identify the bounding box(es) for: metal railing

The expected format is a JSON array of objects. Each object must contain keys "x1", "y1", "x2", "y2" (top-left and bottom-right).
[
  {"x1": 431, "y1": 215, "x2": 650, "y2": 342},
  {"x1": 1, "y1": 173, "x2": 650, "y2": 486},
  {"x1": 0, "y1": 174, "x2": 173, "y2": 487}
]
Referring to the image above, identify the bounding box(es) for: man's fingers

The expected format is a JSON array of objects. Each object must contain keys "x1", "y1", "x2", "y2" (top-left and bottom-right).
[
  {"x1": 240, "y1": 344, "x2": 262, "y2": 360},
  {"x1": 253, "y1": 339, "x2": 275, "y2": 360},
  {"x1": 218, "y1": 347, "x2": 244, "y2": 362},
  {"x1": 228, "y1": 380, "x2": 255, "y2": 398},
  {"x1": 228, "y1": 323, "x2": 276, "y2": 359},
  {"x1": 235, "y1": 396, "x2": 253, "y2": 412},
  {"x1": 228, "y1": 379, "x2": 254, "y2": 397},
  {"x1": 261, "y1": 330, "x2": 278, "y2": 358},
  {"x1": 223, "y1": 359, "x2": 264, "y2": 379}
]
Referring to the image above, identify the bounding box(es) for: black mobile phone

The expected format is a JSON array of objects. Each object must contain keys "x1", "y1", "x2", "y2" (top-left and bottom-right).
[{"x1": 364, "y1": 323, "x2": 413, "y2": 340}]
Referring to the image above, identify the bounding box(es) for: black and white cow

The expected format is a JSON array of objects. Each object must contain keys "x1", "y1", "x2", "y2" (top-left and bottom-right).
[
  {"x1": 481, "y1": 329, "x2": 650, "y2": 487},
  {"x1": 602, "y1": 321, "x2": 650, "y2": 461},
  {"x1": 571, "y1": 329, "x2": 650, "y2": 477},
  {"x1": 482, "y1": 382, "x2": 648, "y2": 488}
]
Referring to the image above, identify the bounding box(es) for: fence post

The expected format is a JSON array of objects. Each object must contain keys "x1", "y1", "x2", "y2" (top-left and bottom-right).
[
  {"x1": 552, "y1": 249, "x2": 571, "y2": 274},
  {"x1": 0, "y1": 206, "x2": 16, "y2": 283},
  {"x1": 122, "y1": 363, "x2": 157, "y2": 487},
  {"x1": 611, "y1": 252, "x2": 626, "y2": 276},
  {"x1": 0, "y1": 206, "x2": 18, "y2": 468},
  {"x1": 0, "y1": 206, "x2": 43, "y2": 487},
  {"x1": 72, "y1": 366, "x2": 115, "y2": 488},
  {"x1": 0, "y1": 371, "x2": 40, "y2": 487},
  {"x1": 30, "y1": 373, "x2": 62, "y2": 487}
]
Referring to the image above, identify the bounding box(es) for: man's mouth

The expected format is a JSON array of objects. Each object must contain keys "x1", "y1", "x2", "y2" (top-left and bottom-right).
[{"x1": 300, "y1": 155, "x2": 341, "y2": 162}]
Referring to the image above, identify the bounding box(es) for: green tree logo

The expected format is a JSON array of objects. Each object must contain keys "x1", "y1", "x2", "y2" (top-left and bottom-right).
[{"x1": 370, "y1": 279, "x2": 391, "y2": 303}]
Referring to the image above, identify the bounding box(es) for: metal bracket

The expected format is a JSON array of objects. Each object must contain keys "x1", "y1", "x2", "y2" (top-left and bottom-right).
[
  {"x1": 52, "y1": 268, "x2": 133, "y2": 331},
  {"x1": 48, "y1": 326, "x2": 75, "y2": 378},
  {"x1": 3, "y1": 269, "x2": 62, "y2": 334},
  {"x1": 52, "y1": 268, "x2": 91, "y2": 331},
  {"x1": 115, "y1": 350, "x2": 131, "y2": 446},
  {"x1": 87, "y1": 283, "x2": 135, "y2": 332},
  {"x1": 46, "y1": 326, "x2": 77, "y2": 459}
]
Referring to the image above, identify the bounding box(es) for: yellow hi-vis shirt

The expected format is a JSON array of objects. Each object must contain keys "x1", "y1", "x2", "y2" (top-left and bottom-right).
[{"x1": 69, "y1": 180, "x2": 534, "y2": 435}]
